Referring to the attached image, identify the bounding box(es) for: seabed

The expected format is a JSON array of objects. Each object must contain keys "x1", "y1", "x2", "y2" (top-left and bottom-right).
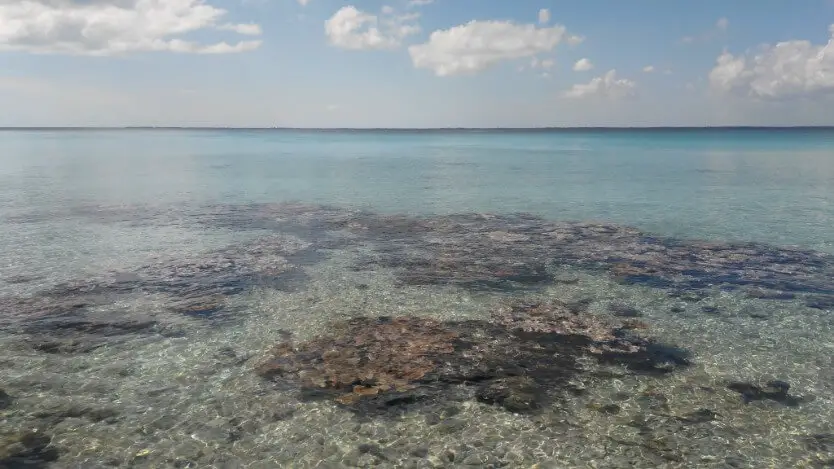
[{"x1": 1, "y1": 202, "x2": 833, "y2": 468}]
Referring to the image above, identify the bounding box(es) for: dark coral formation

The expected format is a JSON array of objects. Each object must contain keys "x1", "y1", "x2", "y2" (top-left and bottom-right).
[
  {"x1": 4, "y1": 201, "x2": 834, "y2": 366},
  {"x1": 211, "y1": 203, "x2": 834, "y2": 303},
  {"x1": 0, "y1": 232, "x2": 311, "y2": 354},
  {"x1": 256, "y1": 300, "x2": 690, "y2": 413},
  {"x1": 0, "y1": 431, "x2": 59, "y2": 469},
  {"x1": 727, "y1": 380, "x2": 809, "y2": 407},
  {"x1": 256, "y1": 316, "x2": 459, "y2": 404}
]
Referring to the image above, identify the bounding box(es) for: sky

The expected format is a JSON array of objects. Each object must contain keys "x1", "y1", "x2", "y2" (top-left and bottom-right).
[{"x1": 1, "y1": 0, "x2": 834, "y2": 127}]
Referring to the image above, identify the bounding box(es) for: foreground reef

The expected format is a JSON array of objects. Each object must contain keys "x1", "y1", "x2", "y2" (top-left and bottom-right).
[{"x1": 255, "y1": 300, "x2": 689, "y2": 414}]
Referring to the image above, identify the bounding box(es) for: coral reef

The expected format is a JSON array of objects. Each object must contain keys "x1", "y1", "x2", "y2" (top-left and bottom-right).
[{"x1": 256, "y1": 300, "x2": 690, "y2": 413}]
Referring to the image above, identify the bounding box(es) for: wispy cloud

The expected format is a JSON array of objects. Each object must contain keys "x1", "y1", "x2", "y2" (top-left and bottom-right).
[{"x1": 681, "y1": 17, "x2": 729, "y2": 44}]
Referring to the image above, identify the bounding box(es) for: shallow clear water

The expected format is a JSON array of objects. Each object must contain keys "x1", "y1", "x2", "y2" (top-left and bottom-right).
[{"x1": 1, "y1": 129, "x2": 833, "y2": 468}]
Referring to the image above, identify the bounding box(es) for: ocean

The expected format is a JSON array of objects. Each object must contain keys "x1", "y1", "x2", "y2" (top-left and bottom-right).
[{"x1": 1, "y1": 128, "x2": 833, "y2": 468}]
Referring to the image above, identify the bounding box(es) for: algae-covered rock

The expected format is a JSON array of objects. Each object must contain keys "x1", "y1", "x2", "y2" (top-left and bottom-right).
[
  {"x1": 256, "y1": 299, "x2": 689, "y2": 414},
  {"x1": 0, "y1": 430, "x2": 59, "y2": 468},
  {"x1": 0, "y1": 389, "x2": 11, "y2": 410}
]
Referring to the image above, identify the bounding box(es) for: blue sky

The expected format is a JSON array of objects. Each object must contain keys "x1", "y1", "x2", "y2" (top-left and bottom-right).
[{"x1": 1, "y1": 0, "x2": 833, "y2": 127}]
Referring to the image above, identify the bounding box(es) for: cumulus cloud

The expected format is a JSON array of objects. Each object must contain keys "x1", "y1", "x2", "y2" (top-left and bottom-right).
[
  {"x1": 409, "y1": 20, "x2": 573, "y2": 76},
  {"x1": 538, "y1": 8, "x2": 550, "y2": 25},
  {"x1": 564, "y1": 70, "x2": 636, "y2": 99},
  {"x1": 0, "y1": 0, "x2": 262, "y2": 55},
  {"x1": 643, "y1": 65, "x2": 655, "y2": 73},
  {"x1": 573, "y1": 58, "x2": 593, "y2": 71},
  {"x1": 325, "y1": 6, "x2": 419, "y2": 50},
  {"x1": 709, "y1": 24, "x2": 834, "y2": 99}
]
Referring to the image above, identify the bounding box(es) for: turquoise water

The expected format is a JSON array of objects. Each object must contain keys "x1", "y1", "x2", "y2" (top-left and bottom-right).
[
  {"x1": 1, "y1": 129, "x2": 834, "y2": 468},
  {"x1": 2, "y1": 129, "x2": 833, "y2": 250}
]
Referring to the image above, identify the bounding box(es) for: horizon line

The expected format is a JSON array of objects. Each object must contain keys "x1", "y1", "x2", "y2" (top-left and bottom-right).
[{"x1": 1, "y1": 125, "x2": 834, "y2": 131}]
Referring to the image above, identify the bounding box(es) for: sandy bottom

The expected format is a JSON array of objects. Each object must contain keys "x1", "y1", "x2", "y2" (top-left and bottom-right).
[{"x1": 1, "y1": 204, "x2": 833, "y2": 469}]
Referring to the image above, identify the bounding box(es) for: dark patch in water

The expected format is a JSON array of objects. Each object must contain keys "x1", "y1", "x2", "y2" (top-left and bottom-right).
[
  {"x1": 255, "y1": 299, "x2": 689, "y2": 415},
  {"x1": 727, "y1": 380, "x2": 808, "y2": 407},
  {"x1": 806, "y1": 295, "x2": 834, "y2": 311},
  {"x1": 0, "y1": 431, "x2": 60, "y2": 469}
]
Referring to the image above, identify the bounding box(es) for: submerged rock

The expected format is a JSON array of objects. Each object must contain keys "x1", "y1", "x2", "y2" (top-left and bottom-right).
[
  {"x1": 609, "y1": 303, "x2": 642, "y2": 318},
  {"x1": 727, "y1": 380, "x2": 807, "y2": 407},
  {"x1": 256, "y1": 299, "x2": 689, "y2": 414},
  {"x1": 0, "y1": 431, "x2": 59, "y2": 468},
  {"x1": 476, "y1": 377, "x2": 544, "y2": 412},
  {"x1": 0, "y1": 389, "x2": 12, "y2": 410}
]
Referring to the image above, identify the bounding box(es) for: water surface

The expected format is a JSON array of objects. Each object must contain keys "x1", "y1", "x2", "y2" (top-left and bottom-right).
[{"x1": 1, "y1": 129, "x2": 833, "y2": 468}]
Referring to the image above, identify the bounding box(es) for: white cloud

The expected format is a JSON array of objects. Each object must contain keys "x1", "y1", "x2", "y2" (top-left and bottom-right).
[
  {"x1": 567, "y1": 35, "x2": 584, "y2": 46},
  {"x1": 325, "y1": 6, "x2": 419, "y2": 50},
  {"x1": 716, "y1": 17, "x2": 729, "y2": 31},
  {"x1": 564, "y1": 70, "x2": 636, "y2": 99},
  {"x1": 643, "y1": 65, "x2": 655, "y2": 73},
  {"x1": 298, "y1": 0, "x2": 310, "y2": 5},
  {"x1": 0, "y1": 0, "x2": 262, "y2": 55},
  {"x1": 538, "y1": 8, "x2": 550, "y2": 25},
  {"x1": 573, "y1": 58, "x2": 593, "y2": 71},
  {"x1": 709, "y1": 24, "x2": 834, "y2": 99},
  {"x1": 408, "y1": 0, "x2": 433, "y2": 6},
  {"x1": 218, "y1": 23, "x2": 262, "y2": 36},
  {"x1": 409, "y1": 20, "x2": 572, "y2": 76},
  {"x1": 541, "y1": 58, "x2": 555, "y2": 69}
]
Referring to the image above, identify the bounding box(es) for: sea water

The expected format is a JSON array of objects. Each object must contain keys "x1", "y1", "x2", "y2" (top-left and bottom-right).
[{"x1": 1, "y1": 128, "x2": 833, "y2": 468}]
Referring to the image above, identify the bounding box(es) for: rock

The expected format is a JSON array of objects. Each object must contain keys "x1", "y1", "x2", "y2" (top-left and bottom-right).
[
  {"x1": 673, "y1": 292, "x2": 703, "y2": 303},
  {"x1": 700, "y1": 305, "x2": 720, "y2": 315},
  {"x1": 0, "y1": 431, "x2": 59, "y2": 467},
  {"x1": 724, "y1": 456, "x2": 747, "y2": 468},
  {"x1": 609, "y1": 303, "x2": 642, "y2": 318},
  {"x1": 437, "y1": 419, "x2": 467, "y2": 435},
  {"x1": 744, "y1": 288, "x2": 795, "y2": 300},
  {"x1": 803, "y1": 433, "x2": 834, "y2": 452},
  {"x1": 637, "y1": 390, "x2": 670, "y2": 412},
  {"x1": 33, "y1": 403, "x2": 119, "y2": 425},
  {"x1": 677, "y1": 408, "x2": 717, "y2": 424},
  {"x1": 357, "y1": 443, "x2": 385, "y2": 460},
  {"x1": 0, "y1": 389, "x2": 12, "y2": 410},
  {"x1": 255, "y1": 300, "x2": 689, "y2": 415},
  {"x1": 552, "y1": 275, "x2": 580, "y2": 285},
  {"x1": 443, "y1": 449, "x2": 456, "y2": 463},
  {"x1": 806, "y1": 295, "x2": 834, "y2": 310},
  {"x1": 476, "y1": 377, "x2": 544, "y2": 412},
  {"x1": 461, "y1": 454, "x2": 484, "y2": 465},
  {"x1": 587, "y1": 402, "x2": 621, "y2": 414},
  {"x1": 424, "y1": 414, "x2": 440, "y2": 426},
  {"x1": 410, "y1": 446, "x2": 429, "y2": 458},
  {"x1": 727, "y1": 380, "x2": 806, "y2": 406}
]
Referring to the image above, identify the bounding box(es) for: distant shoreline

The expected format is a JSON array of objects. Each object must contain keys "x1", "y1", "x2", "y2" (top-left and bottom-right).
[{"x1": 1, "y1": 126, "x2": 833, "y2": 132}]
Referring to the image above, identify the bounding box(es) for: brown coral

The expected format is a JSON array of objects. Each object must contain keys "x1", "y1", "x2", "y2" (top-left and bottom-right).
[
  {"x1": 256, "y1": 317, "x2": 459, "y2": 396},
  {"x1": 256, "y1": 300, "x2": 689, "y2": 413}
]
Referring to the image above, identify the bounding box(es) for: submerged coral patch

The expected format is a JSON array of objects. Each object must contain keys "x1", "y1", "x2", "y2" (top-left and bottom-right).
[{"x1": 256, "y1": 300, "x2": 690, "y2": 413}]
